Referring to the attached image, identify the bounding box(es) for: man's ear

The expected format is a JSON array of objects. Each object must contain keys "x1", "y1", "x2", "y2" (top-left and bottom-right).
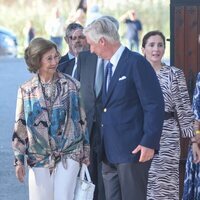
[
  {"x1": 98, "y1": 37, "x2": 106, "y2": 46},
  {"x1": 141, "y1": 47, "x2": 145, "y2": 55}
]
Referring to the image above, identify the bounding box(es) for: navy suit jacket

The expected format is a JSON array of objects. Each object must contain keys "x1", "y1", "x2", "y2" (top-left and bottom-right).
[
  {"x1": 59, "y1": 53, "x2": 70, "y2": 64},
  {"x1": 101, "y1": 47, "x2": 164, "y2": 164},
  {"x1": 57, "y1": 58, "x2": 75, "y2": 76},
  {"x1": 76, "y1": 51, "x2": 99, "y2": 134}
]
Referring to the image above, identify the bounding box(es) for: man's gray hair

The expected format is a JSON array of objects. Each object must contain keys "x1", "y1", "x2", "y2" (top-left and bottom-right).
[
  {"x1": 100, "y1": 15, "x2": 119, "y2": 30},
  {"x1": 83, "y1": 18, "x2": 120, "y2": 43},
  {"x1": 65, "y1": 23, "x2": 83, "y2": 38}
]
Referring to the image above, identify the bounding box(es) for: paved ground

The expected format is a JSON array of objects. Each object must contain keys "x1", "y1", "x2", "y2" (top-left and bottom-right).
[{"x1": 0, "y1": 58, "x2": 31, "y2": 200}]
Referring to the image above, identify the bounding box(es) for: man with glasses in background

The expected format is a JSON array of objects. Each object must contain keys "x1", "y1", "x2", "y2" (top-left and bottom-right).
[{"x1": 58, "y1": 23, "x2": 89, "y2": 78}]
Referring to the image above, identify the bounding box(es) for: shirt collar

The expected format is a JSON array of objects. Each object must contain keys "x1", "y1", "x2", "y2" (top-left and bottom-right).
[
  {"x1": 110, "y1": 45, "x2": 125, "y2": 66},
  {"x1": 68, "y1": 52, "x2": 75, "y2": 60}
]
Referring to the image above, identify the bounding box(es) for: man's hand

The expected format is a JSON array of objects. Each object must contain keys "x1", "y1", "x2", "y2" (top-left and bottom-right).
[
  {"x1": 15, "y1": 165, "x2": 25, "y2": 183},
  {"x1": 132, "y1": 145, "x2": 154, "y2": 162}
]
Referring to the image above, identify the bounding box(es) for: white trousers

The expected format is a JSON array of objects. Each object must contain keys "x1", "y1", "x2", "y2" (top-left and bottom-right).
[{"x1": 29, "y1": 159, "x2": 80, "y2": 200}]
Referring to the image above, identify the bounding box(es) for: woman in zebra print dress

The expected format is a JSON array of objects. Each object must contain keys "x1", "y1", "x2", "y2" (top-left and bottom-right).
[{"x1": 141, "y1": 30, "x2": 200, "y2": 200}]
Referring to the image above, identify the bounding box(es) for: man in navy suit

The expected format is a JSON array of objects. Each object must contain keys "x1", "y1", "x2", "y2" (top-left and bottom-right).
[
  {"x1": 76, "y1": 16, "x2": 119, "y2": 200},
  {"x1": 83, "y1": 18, "x2": 165, "y2": 200}
]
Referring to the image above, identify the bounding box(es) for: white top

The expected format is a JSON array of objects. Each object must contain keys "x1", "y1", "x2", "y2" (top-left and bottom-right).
[{"x1": 71, "y1": 57, "x2": 78, "y2": 78}]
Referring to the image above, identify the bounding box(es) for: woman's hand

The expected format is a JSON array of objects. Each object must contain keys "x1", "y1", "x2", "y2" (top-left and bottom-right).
[
  {"x1": 15, "y1": 165, "x2": 25, "y2": 183},
  {"x1": 195, "y1": 134, "x2": 200, "y2": 144},
  {"x1": 82, "y1": 157, "x2": 90, "y2": 166},
  {"x1": 191, "y1": 142, "x2": 200, "y2": 163}
]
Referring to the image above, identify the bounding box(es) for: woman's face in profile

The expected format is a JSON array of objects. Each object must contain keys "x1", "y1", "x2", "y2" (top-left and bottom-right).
[
  {"x1": 39, "y1": 48, "x2": 60, "y2": 75},
  {"x1": 142, "y1": 35, "x2": 165, "y2": 64}
]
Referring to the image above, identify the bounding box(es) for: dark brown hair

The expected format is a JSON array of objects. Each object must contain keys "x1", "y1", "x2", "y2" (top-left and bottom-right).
[
  {"x1": 65, "y1": 23, "x2": 83, "y2": 38},
  {"x1": 142, "y1": 30, "x2": 166, "y2": 48}
]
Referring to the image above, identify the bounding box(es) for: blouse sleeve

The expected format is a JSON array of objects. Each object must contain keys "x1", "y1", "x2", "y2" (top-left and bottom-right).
[
  {"x1": 12, "y1": 87, "x2": 28, "y2": 166},
  {"x1": 77, "y1": 87, "x2": 90, "y2": 161},
  {"x1": 193, "y1": 72, "x2": 200, "y2": 120},
  {"x1": 171, "y1": 67, "x2": 194, "y2": 138}
]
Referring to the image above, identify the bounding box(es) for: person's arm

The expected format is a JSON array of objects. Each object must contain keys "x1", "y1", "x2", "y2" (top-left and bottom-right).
[
  {"x1": 15, "y1": 165, "x2": 25, "y2": 183},
  {"x1": 194, "y1": 120, "x2": 200, "y2": 143},
  {"x1": 77, "y1": 87, "x2": 90, "y2": 165},
  {"x1": 12, "y1": 87, "x2": 27, "y2": 182},
  {"x1": 171, "y1": 67, "x2": 194, "y2": 137},
  {"x1": 193, "y1": 73, "x2": 200, "y2": 141},
  {"x1": 191, "y1": 73, "x2": 200, "y2": 163},
  {"x1": 131, "y1": 56, "x2": 165, "y2": 162},
  {"x1": 132, "y1": 145, "x2": 155, "y2": 162},
  {"x1": 170, "y1": 68, "x2": 200, "y2": 163},
  {"x1": 190, "y1": 128, "x2": 200, "y2": 163},
  {"x1": 137, "y1": 20, "x2": 142, "y2": 31},
  {"x1": 119, "y1": 11, "x2": 130, "y2": 23},
  {"x1": 190, "y1": 119, "x2": 200, "y2": 163}
]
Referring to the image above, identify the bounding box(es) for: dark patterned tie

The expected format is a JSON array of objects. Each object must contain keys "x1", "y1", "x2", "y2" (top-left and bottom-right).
[{"x1": 105, "y1": 62, "x2": 113, "y2": 92}]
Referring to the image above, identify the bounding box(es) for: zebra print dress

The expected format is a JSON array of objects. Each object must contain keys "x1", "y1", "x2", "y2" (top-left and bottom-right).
[{"x1": 147, "y1": 65, "x2": 194, "y2": 200}]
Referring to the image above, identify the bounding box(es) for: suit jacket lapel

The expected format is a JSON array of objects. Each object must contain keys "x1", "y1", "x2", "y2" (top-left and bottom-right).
[
  {"x1": 103, "y1": 48, "x2": 129, "y2": 106},
  {"x1": 67, "y1": 58, "x2": 75, "y2": 75},
  {"x1": 58, "y1": 58, "x2": 75, "y2": 75}
]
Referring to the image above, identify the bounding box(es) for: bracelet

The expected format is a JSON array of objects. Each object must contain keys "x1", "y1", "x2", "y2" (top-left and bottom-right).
[
  {"x1": 195, "y1": 130, "x2": 200, "y2": 134},
  {"x1": 191, "y1": 141, "x2": 197, "y2": 144}
]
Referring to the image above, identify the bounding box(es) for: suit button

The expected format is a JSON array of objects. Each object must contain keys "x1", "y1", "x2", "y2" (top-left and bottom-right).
[
  {"x1": 103, "y1": 108, "x2": 107, "y2": 112},
  {"x1": 101, "y1": 124, "x2": 104, "y2": 127}
]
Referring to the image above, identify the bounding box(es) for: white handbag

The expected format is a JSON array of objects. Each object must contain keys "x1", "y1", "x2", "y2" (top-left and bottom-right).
[{"x1": 74, "y1": 164, "x2": 95, "y2": 200}]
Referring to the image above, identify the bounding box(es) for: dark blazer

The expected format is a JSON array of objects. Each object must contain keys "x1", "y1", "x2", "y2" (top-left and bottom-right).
[
  {"x1": 57, "y1": 58, "x2": 75, "y2": 75},
  {"x1": 101, "y1": 47, "x2": 165, "y2": 164},
  {"x1": 59, "y1": 53, "x2": 70, "y2": 64},
  {"x1": 76, "y1": 51, "x2": 99, "y2": 135}
]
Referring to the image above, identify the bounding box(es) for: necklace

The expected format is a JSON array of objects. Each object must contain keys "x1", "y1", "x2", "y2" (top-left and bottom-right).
[
  {"x1": 41, "y1": 82, "x2": 55, "y2": 101},
  {"x1": 39, "y1": 75, "x2": 57, "y2": 118}
]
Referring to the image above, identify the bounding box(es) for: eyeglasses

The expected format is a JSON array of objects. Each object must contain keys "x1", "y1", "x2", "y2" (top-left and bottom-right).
[
  {"x1": 68, "y1": 35, "x2": 86, "y2": 41},
  {"x1": 42, "y1": 54, "x2": 60, "y2": 63}
]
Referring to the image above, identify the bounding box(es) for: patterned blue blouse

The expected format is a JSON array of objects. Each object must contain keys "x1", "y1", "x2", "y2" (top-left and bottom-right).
[{"x1": 12, "y1": 72, "x2": 90, "y2": 169}]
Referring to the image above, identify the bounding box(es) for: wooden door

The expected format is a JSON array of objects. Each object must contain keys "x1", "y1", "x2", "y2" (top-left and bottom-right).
[{"x1": 170, "y1": 0, "x2": 200, "y2": 199}]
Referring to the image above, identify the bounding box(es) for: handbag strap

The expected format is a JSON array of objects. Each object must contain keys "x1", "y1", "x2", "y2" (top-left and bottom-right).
[{"x1": 80, "y1": 164, "x2": 92, "y2": 182}]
